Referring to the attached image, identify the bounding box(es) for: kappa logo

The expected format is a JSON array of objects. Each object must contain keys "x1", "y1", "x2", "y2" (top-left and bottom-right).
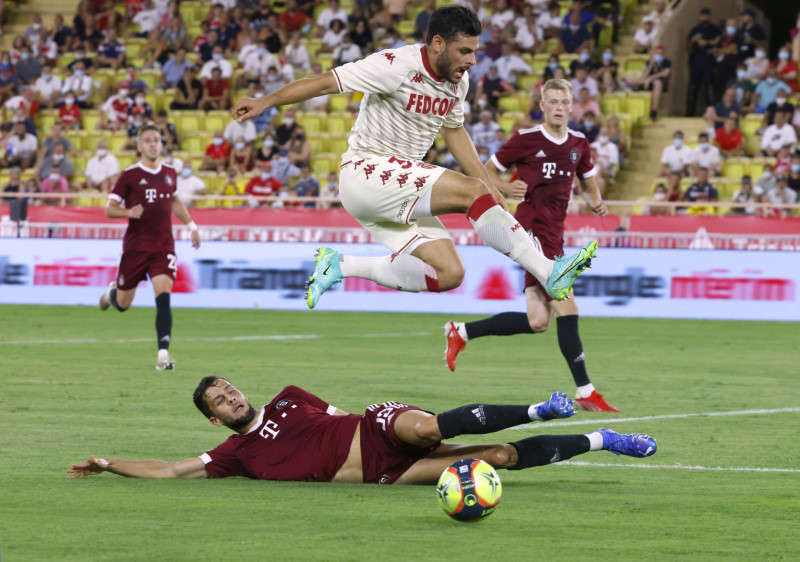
[
  {"x1": 414, "y1": 175, "x2": 428, "y2": 190},
  {"x1": 380, "y1": 169, "x2": 393, "y2": 185},
  {"x1": 364, "y1": 164, "x2": 376, "y2": 178},
  {"x1": 383, "y1": 52, "x2": 396, "y2": 64},
  {"x1": 535, "y1": 150, "x2": 547, "y2": 158},
  {"x1": 411, "y1": 72, "x2": 423, "y2": 83},
  {"x1": 353, "y1": 159, "x2": 365, "y2": 169},
  {"x1": 397, "y1": 172, "x2": 410, "y2": 186},
  {"x1": 511, "y1": 223, "x2": 522, "y2": 232}
]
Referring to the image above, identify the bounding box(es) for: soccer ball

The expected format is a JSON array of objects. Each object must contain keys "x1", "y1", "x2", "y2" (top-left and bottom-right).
[{"x1": 436, "y1": 458, "x2": 502, "y2": 522}]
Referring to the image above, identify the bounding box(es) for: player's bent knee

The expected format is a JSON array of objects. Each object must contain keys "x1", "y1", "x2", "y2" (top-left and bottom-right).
[
  {"x1": 528, "y1": 317, "x2": 550, "y2": 333},
  {"x1": 414, "y1": 416, "x2": 442, "y2": 442},
  {"x1": 436, "y1": 263, "x2": 465, "y2": 291},
  {"x1": 486, "y1": 445, "x2": 516, "y2": 468}
]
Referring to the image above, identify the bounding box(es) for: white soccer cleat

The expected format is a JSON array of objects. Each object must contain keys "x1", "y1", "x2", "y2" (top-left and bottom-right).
[
  {"x1": 99, "y1": 282, "x2": 116, "y2": 311},
  {"x1": 155, "y1": 349, "x2": 176, "y2": 371}
]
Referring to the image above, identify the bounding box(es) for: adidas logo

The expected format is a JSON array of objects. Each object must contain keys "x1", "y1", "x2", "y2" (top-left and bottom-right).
[
  {"x1": 574, "y1": 352, "x2": 585, "y2": 363},
  {"x1": 471, "y1": 406, "x2": 486, "y2": 426},
  {"x1": 535, "y1": 150, "x2": 547, "y2": 158},
  {"x1": 550, "y1": 449, "x2": 561, "y2": 463},
  {"x1": 160, "y1": 335, "x2": 170, "y2": 342},
  {"x1": 139, "y1": 178, "x2": 147, "y2": 185}
]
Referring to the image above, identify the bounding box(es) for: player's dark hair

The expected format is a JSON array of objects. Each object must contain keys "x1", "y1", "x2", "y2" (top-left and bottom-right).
[
  {"x1": 137, "y1": 123, "x2": 161, "y2": 140},
  {"x1": 193, "y1": 376, "x2": 220, "y2": 418},
  {"x1": 425, "y1": 6, "x2": 481, "y2": 44}
]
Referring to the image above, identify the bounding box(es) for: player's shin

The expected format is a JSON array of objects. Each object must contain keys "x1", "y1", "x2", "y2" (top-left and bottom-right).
[
  {"x1": 467, "y1": 194, "x2": 553, "y2": 283},
  {"x1": 557, "y1": 314, "x2": 592, "y2": 389},
  {"x1": 436, "y1": 404, "x2": 532, "y2": 439},
  {"x1": 340, "y1": 253, "x2": 439, "y2": 292},
  {"x1": 109, "y1": 287, "x2": 127, "y2": 312},
  {"x1": 507, "y1": 434, "x2": 590, "y2": 469},
  {"x1": 155, "y1": 293, "x2": 172, "y2": 350},
  {"x1": 465, "y1": 312, "x2": 534, "y2": 339}
]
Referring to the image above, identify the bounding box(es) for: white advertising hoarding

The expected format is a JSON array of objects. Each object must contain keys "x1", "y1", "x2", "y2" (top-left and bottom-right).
[{"x1": 0, "y1": 239, "x2": 797, "y2": 321}]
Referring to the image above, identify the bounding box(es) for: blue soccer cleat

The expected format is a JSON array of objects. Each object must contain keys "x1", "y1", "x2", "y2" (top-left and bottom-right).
[
  {"x1": 305, "y1": 247, "x2": 343, "y2": 309},
  {"x1": 597, "y1": 428, "x2": 657, "y2": 458},
  {"x1": 545, "y1": 241, "x2": 597, "y2": 301},
  {"x1": 535, "y1": 391, "x2": 575, "y2": 421}
]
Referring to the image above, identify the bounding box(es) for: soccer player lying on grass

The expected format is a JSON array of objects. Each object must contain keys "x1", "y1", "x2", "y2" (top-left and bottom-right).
[{"x1": 69, "y1": 377, "x2": 656, "y2": 483}]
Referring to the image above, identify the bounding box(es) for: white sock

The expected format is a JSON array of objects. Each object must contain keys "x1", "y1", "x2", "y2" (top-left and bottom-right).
[
  {"x1": 456, "y1": 322, "x2": 468, "y2": 340},
  {"x1": 527, "y1": 402, "x2": 545, "y2": 421},
  {"x1": 586, "y1": 431, "x2": 604, "y2": 451},
  {"x1": 158, "y1": 349, "x2": 169, "y2": 362},
  {"x1": 468, "y1": 195, "x2": 553, "y2": 284},
  {"x1": 340, "y1": 254, "x2": 439, "y2": 292},
  {"x1": 576, "y1": 383, "x2": 595, "y2": 398}
]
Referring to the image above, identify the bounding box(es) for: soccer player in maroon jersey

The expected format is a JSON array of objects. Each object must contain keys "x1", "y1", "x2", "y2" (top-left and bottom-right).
[
  {"x1": 443, "y1": 78, "x2": 619, "y2": 413},
  {"x1": 99, "y1": 125, "x2": 201, "y2": 371},
  {"x1": 69, "y1": 377, "x2": 656, "y2": 482}
]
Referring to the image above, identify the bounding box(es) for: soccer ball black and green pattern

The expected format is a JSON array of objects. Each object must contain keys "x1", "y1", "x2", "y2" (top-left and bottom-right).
[{"x1": 436, "y1": 458, "x2": 502, "y2": 522}]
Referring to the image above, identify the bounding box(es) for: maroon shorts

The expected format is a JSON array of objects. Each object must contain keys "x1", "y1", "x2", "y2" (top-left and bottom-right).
[
  {"x1": 360, "y1": 401, "x2": 439, "y2": 484},
  {"x1": 524, "y1": 233, "x2": 564, "y2": 302},
  {"x1": 116, "y1": 250, "x2": 177, "y2": 290}
]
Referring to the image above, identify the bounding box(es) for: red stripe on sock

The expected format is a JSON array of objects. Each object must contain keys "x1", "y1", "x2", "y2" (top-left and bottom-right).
[
  {"x1": 467, "y1": 193, "x2": 498, "y2": 222},
  {"x1": 425, "y1": 275, "x2": 440, "y2": 292}
]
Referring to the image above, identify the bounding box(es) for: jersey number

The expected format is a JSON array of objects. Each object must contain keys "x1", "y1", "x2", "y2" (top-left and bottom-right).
[
  {"x1": 167, "y1": 254, "x2": 177, "y2": 272},
  {"x1": 259, "y1": 420, "x2": 280, "y2": 440},
  {"x1": 388, "y1": 156, "x2": 413, "y2": 169}
]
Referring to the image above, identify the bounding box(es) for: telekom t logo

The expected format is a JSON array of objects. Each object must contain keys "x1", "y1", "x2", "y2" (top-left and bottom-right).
[
  {"x1": 542, "y1": 162, "x2": 557, "y2": 179},
  {"x1": 145, "y1": 188, "x2": 157, "y2": 203}
]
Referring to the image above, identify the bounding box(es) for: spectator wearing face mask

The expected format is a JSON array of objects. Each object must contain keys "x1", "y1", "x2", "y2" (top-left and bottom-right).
[
  {"x1": 228, "y1": 138, "x2": 254, "y2": 175},
  {"x1": 571, "y1": 87, "x2": 602, "y2": 123},
  {"x1": 591, "y1": 128, "x2": 619, "y2": 179},
  {"x1": 255, "y1": 136, "x2": 278, "y2": 164},
  {"x1": 774, "y1": 46, "x2": 799, "y2": 92},
  {"x1": 755, "y1": 167, "x2": 777, "y2": 194},
  {"x1": 128, "y1": 93, "x2": 153, "y2": 120},
  {"x1": 568, "y1": 47, "x2": 592, "y2": 78},
  {"x1": 58, "y1": 95, "x2": 81, "y2": 129},
  {"x1": 176, "y1": 166, "x2": 206, "y2": 207},
  {"x1": 224, "y1": 116, "x2": 257, "y2": 146},
  {"x1": 753, "y1": 68, "x2": 792, "y2": 114},
  {"x1": 660, "y1": 130, "x2": 692, "y2": 177},
  {"x1": 537, "y1": 2, "x2": 564, "y2": 39},
  {"x1": 100, "y1": 84, "x2": 132, "y2": 131},
  {"x1": 171, "y1": 67, "x2": 203, "y2": 110},
  {"x1": 199, "y1": 67, "x2": 230, "y2": 111},
  {"x1": 39, "y1": 170, "x2": 70, "y2": 206},
  {"x1": 625, "y1": 45, "x2": 671, "y2": 120},
  {"x1": 703, "y1": 87, "x2": 739, "y2": 131},
  {"x1": 60, "y1": 62, "x2": 92, "y2": 108},
  {"x1": 246, "y1": 160, "x2": 282, "y2": 207},
  {"x1": 85, "y1": 140, "x2": 120, "y2": 192},
  {"x1": 5, "y1": 122, "x2": 39, "y2": 169},
  {"x1": 734, "y1": 9, "x2": 766, "y2": 62},
  {"x1": 201, "y1": 131, "x2": 231, "y2": 172},
  {"x1": 726, "y1": 63, "x2": 757, "y2": 112},
  {"x1": 238, "y1": 41, "x2": 275, "y2": 89},
  {"x1": 34, "y1": 64, "x2": 63, "y2": 109},
  {"x1": 633, "y1": 17, "x2": 657, "y2": 54},
  {"x1": 576, "y1": 110, "x2": 600, "y2": 143},
  {"x1": 730, "y1": 175, "x2": 763, "y2": 216},
  {"x1": 287, "y1": 130, "x2": 311, "y2": 166},
  {"x1": 559, "y1": 16, "x2": 591, "y2": 54},
  {"x1": 14, "y1": 46, "x2": 43, "y2": 85},
  {"x1": 787, "y1": 156, "x2": 800, "y2": 196},
  {"x1": 760, "y1": 110, "x2": 797, "y2": 157},
  {"x1": 715, "y1": 114, "x2": 744, "y2": 158},
  {"x1": 274, "y1": 110, "x2": 299, "y2": 148},
  {"x1": 763, "y1": 93, "x2": 795, "y2": 127},
  {"x1": 689, "y1": 132, "x2": 721, "y2": 176},
  {"x1": 200, "y1": 46, "x2": 233, "y2": 79},
  {"x1": 647, "y1": 182, "x2": 671, "y2": 215},
  {"x1": 270, "y1": 149, "x2": 301, "y2": 185},
  {"x1": 744, "y1": 46, "x2": 770, "y2": 84}
]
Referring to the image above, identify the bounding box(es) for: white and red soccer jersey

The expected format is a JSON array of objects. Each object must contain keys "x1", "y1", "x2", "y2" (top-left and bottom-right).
[
  {"x1": 101, "y1": 94, "x2": 131, "y2": 125},
  {"x1": 332, "y1": 44, "x2": 469, "y2": 161},
  {"x1": 490, "y1": 125, "x2": 597, "y2": 247},
  {"x1": 108, "y1": 162, "x2": 178, "y2": 253},
  {"x1": 200, "y1": 386, "x2": 361, "y2": 482}
]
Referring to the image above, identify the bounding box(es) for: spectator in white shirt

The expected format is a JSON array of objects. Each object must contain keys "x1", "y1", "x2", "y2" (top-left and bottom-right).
[
  {"x1": 201, "y1": 46, "x2": 233, "y2": 79},
  {"x1": 5, "y1": 122, "x2": 38, "y2": 169},
  {"x1": 633, "y1": 17, "x2": 657, "y2": 54},
  {"x1": 316, "y1": 0, "x2": 348, "y2": 38},
  {"x1": 333, "y1": 34, "x2": 362, "y2": 66},
  {"x1": 592, "y1": 130, "x2": 620, "y2": 178},
  {"x1": 60, "y1": 62, "x2": 92, "y2": 107},
  {"x1": 319, "y1": 19, "x2": 348, "y2": 54},
  {"x1": 744, "y1": 47, "x2": 770, "y2": 84},
  {"x1": 301, "y1": 63, "x2": 331, "y2": 111},
  {"x1": 570, "y1": 65, "x2": 599, "y2": 100},
  {"x1": 689, "y1": 132, "x2": 721, "y2": 176},
  {"x1": 490, "y1": 0, "x2": 515, "y2": 29},
  {"x1": 514, "y1": 12, "x2": 541, "y2": 54},
  {"x1": 285, "y1": 32, "x2": 311, "y2": 73},
  {"x1": 237, "y1": 43, "x2": 275, "y2": 88},
  {"x1": 495, "y1": 43, "x2": 532, "y2": 86},
  {"x1": 471, "y1": 110, "x2": 501, "y2": 149},
  {"x1": 645, "y1": 0, "x2": 672, "y2": 33},
  {"x1": 537, "y1": 2, "x2": 564, "y2": 38},
  {"x1": 224, "y1": 118, "x2": 257, "y2": 145},
  {"x1": 34, "y1": 64, "x2": 62, "y2": 108},
  {"x1": 660, "y1": 130, "x2": 692, "y2": 176},
  {"x1": 85, "y1": 140, "x2": 119, "y2": 192},
  {"x1": 133, "y1": 0, "x2": 160, "y2": 36},
  {"x1": 176, "y1": 166, "x2": 206, "y2": 207},
  {"x1": 761, "y1": 110, "x2": 798, "y2": 156}
]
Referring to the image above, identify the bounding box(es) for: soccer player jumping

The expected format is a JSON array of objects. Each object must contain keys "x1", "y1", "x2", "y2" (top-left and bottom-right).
[
  {"x1": 232, "y1": 6, "x2": 597, "y2": 309},
  {"x1": 444, "y1": 78, "x2": 617, "y2": 412},
  {"x1": 99, "y1": 125, "x2": 201, "y2": 371},
  {"x1": 70, "y1": 377, "x2": 657, "y2": 484}
]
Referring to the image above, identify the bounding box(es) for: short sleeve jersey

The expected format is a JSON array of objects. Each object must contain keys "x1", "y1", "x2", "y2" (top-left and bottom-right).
[
  {"x1": 108, "y1": 162, "x2": 177, "y2": 253},
  {"x1": 332, "y1": 44, "x2": 469, "y2": 160},
  {"x1": 200, "y1": 386, "x2": 361, "y2": 482},
  {"x1": 490, "y1": 125, "x2": 597, "y2": 246}
]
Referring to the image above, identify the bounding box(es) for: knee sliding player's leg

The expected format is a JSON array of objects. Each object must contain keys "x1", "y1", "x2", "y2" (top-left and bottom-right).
[
  {"x1": 507, "y1": 434, "x2": 591, "y2": 469},
  {"x1": 110, "y1": 287, "x2": 128, "y2": 312},
  {"x1": 155, "y1": 292, "x2": 172, "y2": 350},
  {"x1": 436, "y1": 404, "x2": 531, "y2": 440}
]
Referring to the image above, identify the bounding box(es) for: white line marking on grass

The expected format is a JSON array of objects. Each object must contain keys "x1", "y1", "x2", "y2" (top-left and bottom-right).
[
  {"x1": 513, "y1": 407, "x2": 800, "y2": 429},
  {"x1": 554, "y1": 461, "x2": 800, "y2": 474}
]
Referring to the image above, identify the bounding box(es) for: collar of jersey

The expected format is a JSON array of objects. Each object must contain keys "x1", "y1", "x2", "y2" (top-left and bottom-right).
[
  {"x1": 137, "y1": 161, "x2": 163, "y2": 175},
  {"x1": 420, "y1": 45, "x2": 446, "y2": 83},
  {"x1": 245, "y1": 407, "x2": 266, "y2": 434},
  {"x1": 539, "y1": 125, "x2": 568, "y2": 145}
]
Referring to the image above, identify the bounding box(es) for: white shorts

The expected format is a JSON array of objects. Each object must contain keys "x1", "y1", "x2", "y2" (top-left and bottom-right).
[{"x1": 338, "y1": 151, "x2": 451, "y2": 253}]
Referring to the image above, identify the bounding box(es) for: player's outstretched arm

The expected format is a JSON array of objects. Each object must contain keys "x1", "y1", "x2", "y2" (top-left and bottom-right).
[
  {"x1": 232, "y1": 71, "x2": 340, "y2": 123},
  {"x1": 579, "y1": 175, "x2": 608, "y2": 216},
  {"x1": 172, "y1": 197, "x2": 201, "y2": 248},
  {"x1": 440, "y1": 126, "x2": 508, "y2": 211},
  {"x1": 68, "y1": 455, "x2": 207, "y2": 479}
]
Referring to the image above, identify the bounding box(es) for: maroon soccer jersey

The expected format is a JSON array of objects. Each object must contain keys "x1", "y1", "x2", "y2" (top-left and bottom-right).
[
  {"x1": 109, "y1": 162, "x2": 178, "y2": 253},
  {"x1": 491, "y1": 125, "x2": 597, "y2": 249},
  {"x1": 200, "y1": 386, "x2": 361, "y2": 482}
]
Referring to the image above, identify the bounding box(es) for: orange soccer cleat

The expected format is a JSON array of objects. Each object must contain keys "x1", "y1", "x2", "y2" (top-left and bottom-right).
[
  {"x1": 575, "y1": 390, "x2": 620, "y2": 413},
  {"x1": 443, "y1": 321, "x2": 466, "y2": 372}
]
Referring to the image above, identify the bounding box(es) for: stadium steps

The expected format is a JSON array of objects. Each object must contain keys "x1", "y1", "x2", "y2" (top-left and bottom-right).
[{"x1": 613, "y1": 116, "x2": 707, "y2": 201}]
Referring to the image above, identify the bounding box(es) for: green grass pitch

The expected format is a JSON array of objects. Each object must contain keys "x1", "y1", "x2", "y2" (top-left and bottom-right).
[{"x1": 1, "y1": 305, "x2": 798, "y2": 561}]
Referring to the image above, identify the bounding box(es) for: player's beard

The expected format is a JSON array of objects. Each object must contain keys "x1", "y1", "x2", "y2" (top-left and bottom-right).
[
  {"x1": 226, "y1": 405, "x2": 257, "y2": 431},
  {"x1": 435, "y1": 51, "x2": 460, "y2": 84}
]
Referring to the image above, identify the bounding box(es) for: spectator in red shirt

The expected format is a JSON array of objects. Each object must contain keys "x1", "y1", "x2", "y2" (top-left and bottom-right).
[
  {"x1": 199, "y1": 67, "x2": 229, "y2": 110},
  {"x1": 246, "y1": 160, "x2": 282, "y2": 207},
  {"x1": 775, "y1": 45, "x2": 799, "y2": 92},
  {"x1": 201, "y1": 130, "x2": 231, "y2": 172},
  {"x1": 714, "y1": 113, "x2": 744, "y2": 157},
  {"x1": 279, "y1": 0, "x2": 308, "y2": 34},
  {"x1": 59, "y1": 95, "x2": 82, "y2": 129}
]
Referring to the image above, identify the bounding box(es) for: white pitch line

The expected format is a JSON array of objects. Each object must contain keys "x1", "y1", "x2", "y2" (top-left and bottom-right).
[
  {"x1": 512, "y1": 406, "x2": 800, "y2": 429},
  {"x1": 554, "y1": 461, "x2": 800, "y2": 474}
]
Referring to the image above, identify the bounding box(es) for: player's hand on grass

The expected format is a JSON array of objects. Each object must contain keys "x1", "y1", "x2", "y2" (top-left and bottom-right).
[
  {"x1": 502, "y1": 179, "x2": 527, "y2": 200},
  {"x1": 128, "y1": 204, "x2": 144, "y2": 219},
  {"x1": 68, "y1": 455, "x2": 109, "y2": 478},
  {"x1": 191, "y1": 230, "x2": 201, "y2": 249},
  {"x1": 232, "y1": 97, "x2": 268, "y2": 122}
]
